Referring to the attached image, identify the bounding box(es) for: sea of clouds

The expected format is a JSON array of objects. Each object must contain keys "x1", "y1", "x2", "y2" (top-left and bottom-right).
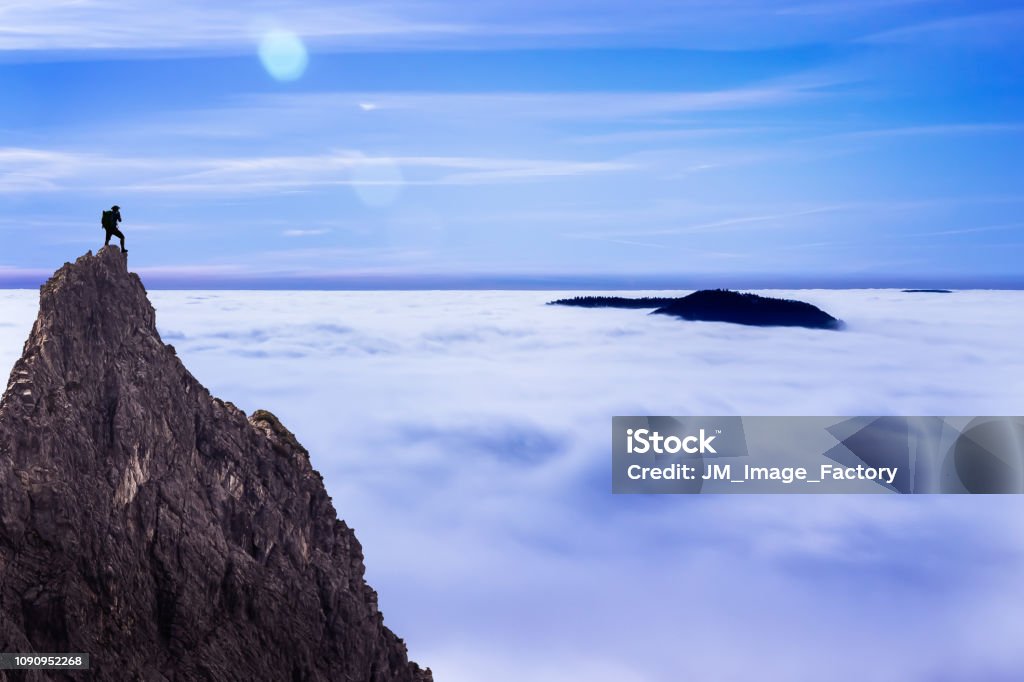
[{"x1": 2, "y1": 288, "x2": 1023, "y2": 681}]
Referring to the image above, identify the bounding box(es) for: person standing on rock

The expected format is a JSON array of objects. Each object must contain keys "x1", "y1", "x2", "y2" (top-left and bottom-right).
[{"x1": 101, "y1": 204, "x2": 126, "y2": 254}]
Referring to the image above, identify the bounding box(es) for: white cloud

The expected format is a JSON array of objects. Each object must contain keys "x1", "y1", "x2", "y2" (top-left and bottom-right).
[
  {"x1": 776, "y1": 0, "x2": 932, "y2": 16},
  {"x1": 0, "y1": 147, "x2": 89, "y2": 192},
  {"x1": 568, "y1": 125, "x2": 803, "y2": 145},
  {"x1": 283, "y1": 228, "x2": 330, "y2": 237},
  {"x1": 0, "y1": 1, "x2": 998, "y2": 54},
  {"x1": 0, "y1": 0, "x2": 462, "y2": 52},
  {"x1": 5, "y1": 288, "x2": 1021, "y2": 680},
  {"x1": 132, "y1": 263, "x2": 249, "y2": 277},
  {"x1": 567, "y1": 204, "x2": 850, "y2": 240},
  {"x1": 823, "y1": 123, "x2": 1024, "y2": 141},
  {"x1": 0, "y1": 146, "x2": 633, "y2": 194},
  {"x1": 861, "y1": 8, "x2": 1024, "y2": 46},
  {"x1": 244, "y1": 81, "x2": 829, "y2": 122}
]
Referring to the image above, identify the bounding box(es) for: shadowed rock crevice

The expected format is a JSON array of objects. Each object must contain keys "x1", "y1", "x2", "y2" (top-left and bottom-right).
[{"x1": 0, "y1": 247, "x2": 431, "y2": 681}]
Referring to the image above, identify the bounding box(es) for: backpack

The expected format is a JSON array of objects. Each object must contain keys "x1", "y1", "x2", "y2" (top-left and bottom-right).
[{"x1": 101, "y1": 210, "x2": 114, "y2": 231}]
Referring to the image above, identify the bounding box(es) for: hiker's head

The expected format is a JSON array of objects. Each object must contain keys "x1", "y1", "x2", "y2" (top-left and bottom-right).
[{"x1": 111, "y1": 205, "x2": 120, "y2": 211}]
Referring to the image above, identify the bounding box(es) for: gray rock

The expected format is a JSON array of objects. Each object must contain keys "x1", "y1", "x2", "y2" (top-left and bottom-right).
[{"x1": 0, "y1": 246, "x2": 431, "y2": 681}]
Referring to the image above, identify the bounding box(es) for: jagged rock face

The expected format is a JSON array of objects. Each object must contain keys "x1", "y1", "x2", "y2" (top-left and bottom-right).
[{"x1": 0, "y1": 248, "x2": 430, "y2": 681}]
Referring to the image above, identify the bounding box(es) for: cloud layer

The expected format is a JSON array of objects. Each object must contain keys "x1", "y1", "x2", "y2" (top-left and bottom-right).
[{"x1": 3, "y1": 288, "x2": 1022, "y2": 680}]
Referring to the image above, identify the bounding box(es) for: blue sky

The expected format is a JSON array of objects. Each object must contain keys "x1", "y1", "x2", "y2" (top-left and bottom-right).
[{"x1": 1, "y1": 0, "x2": 1023, "y2": 287}]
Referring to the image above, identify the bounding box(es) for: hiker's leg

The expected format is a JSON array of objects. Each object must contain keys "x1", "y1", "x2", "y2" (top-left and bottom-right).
[
  {"x1": 112, "y1": 228, "x2": 125, "y2": 250},
  {"x1": 104, "y1": 230, "x2": 111, "y2": 246}
]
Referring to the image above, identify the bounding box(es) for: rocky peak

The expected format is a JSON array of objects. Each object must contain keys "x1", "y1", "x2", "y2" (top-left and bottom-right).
[{"x1": 0, "y1": 247, "x2": 430, "y2": 680}]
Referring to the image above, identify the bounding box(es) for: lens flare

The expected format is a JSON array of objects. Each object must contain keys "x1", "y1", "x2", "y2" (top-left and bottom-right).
[
  {"x1": 351, "y1": 158, "x2": 404, "y2": 208},
  {"x1": 258, "y1": 30, "x2": 308, "y2": 81}
]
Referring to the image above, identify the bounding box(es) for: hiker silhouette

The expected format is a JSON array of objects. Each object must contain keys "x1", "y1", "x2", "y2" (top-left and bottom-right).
[{"x1": 101, "y1": 205, "x2": 126, "y2": 253}]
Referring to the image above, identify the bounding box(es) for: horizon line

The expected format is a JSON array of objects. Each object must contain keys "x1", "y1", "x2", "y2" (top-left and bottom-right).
[{"x1": 1, "y1": 272, "x2": 1022, "y2": 291}]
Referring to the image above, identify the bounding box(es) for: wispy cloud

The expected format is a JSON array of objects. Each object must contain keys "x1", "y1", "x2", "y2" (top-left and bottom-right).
[
  {"x1": 283, "y1": 228, "x2": 330, "y2": 237},
  {"x1": 861, "y1": 8, "x2": 1024, "y2": 46},
  {"x1": 1, "y1": 1, "x2": 1003, "y2": 54},
  {"x1": 126, "y1": 154, "x2": 634, "y2": 193},
  {"x1": 245, "y1": 80, "x2": 833, "y2": 123},
  {"x1": 0, "y1": 1, "x2": 463, "y2": 52},
  {"x1": 567, "y1": 235, "x2": 668, "y2": 249},
  {"x1": 824, "y1": 123, "x2": 1024, "y2": 141},
  {"x1": 0, "y1": 147, "x2": 633, "y2": 194},
  {"x1": 568, "y1": 125, "x2": 805, "y2": 145},
  {"x1": 582, "y1": 205, "x2": 849, "y2": 239},
  {"x1": 775, "y1": 0, "x2": 933, "y2": 16},
  {"x1": 0, "y1": 148, "x2": 89, "y2": 192},
  {"x1": 133, "y1": 263, "x2": 249, "y2": 277},
  {"x1": 906, "y1": 221, "x2": 1024, "y2": 238}
]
